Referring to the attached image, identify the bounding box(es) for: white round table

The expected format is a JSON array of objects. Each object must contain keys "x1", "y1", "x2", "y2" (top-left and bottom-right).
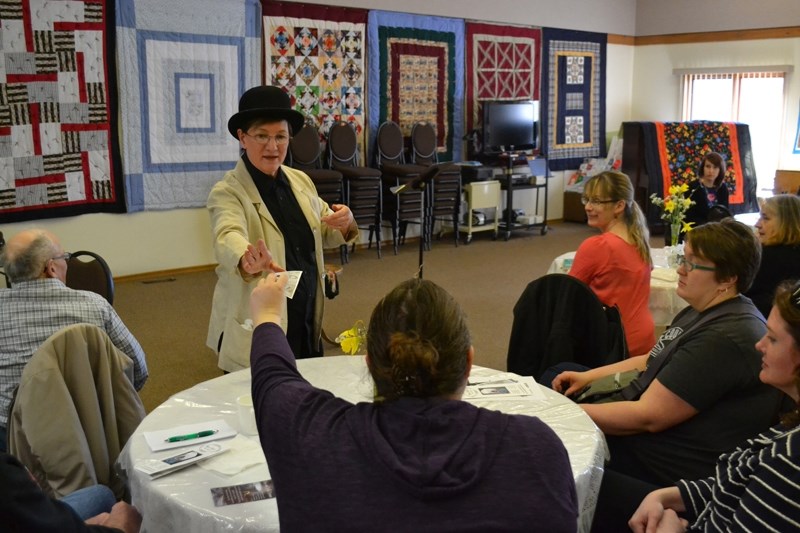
[{"x1": 119, "y1": 357, "x2": 608, "y2": 533}]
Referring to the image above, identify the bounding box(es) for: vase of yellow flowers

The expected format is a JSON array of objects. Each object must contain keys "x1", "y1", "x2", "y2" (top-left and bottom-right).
[
  {"x1": 650, "y1": 184, "x2": 695, "y2": 247},
  {"x1": 336, "y1": 320, "x2": 367, "y2": 355}
]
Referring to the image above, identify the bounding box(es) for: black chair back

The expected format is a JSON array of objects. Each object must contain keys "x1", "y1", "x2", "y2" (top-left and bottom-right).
[
  {"x1": 289, "y1": 124, "x2": 326, "y2": 170},
  {"x1": 507, "y1": 274, "x2": 628, "y2": 383},
  {"x1": 326, "y1": 122, "x2": 383, "y2": 257},
  {"x1": 328, "y1": 121, "x2": 361, "y2": 168},
  {"x1": 411, "y1": 122, "x2": 438, "y2": 165},
  {"x1": 66, "y1": 251, "x2": 115, "y2": 305},
  {"x1": 376, "y1": 121, "x2": 409, "y2": 166}
]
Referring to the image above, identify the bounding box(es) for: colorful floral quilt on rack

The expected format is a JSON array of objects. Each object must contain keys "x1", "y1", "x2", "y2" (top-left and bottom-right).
[
  {"x1": 116, "y1": 0, "x2": 261, "y2": 211},
  {"x1": 640, "y1": 120, "x2": 758, "y2": 213},
  {"x1": 540, "y1": 28, "x2": 606, "y2": 171},
  {"x1": 263, "y1": 2, "x2": 368, "y2": 163},
  {"x1": 465, "y1": 22, "x2": 541, "y2": 134},
  {"x1": 0, "y1": 0, "x2": 125, "y2": 223},
  {"x1": 367, "y1": 11, "x2": 464, "y2": 163}
]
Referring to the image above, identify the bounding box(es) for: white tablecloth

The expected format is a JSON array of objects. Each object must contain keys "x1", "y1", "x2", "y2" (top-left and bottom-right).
[
  {"x1": 119, "y1": 357, "x2": 608, "y2": 533},
  {"x1": 547, "y1": 247, "x2": 689, "y2": 328}
]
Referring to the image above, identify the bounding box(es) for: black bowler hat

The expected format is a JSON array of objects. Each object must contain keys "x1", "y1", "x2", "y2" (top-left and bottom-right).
[{"x1": 227, "y1": 86, "x2": 305, "y2": 139}]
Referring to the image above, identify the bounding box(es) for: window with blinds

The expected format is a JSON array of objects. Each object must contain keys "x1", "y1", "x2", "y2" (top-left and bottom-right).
[{"x1": 679, "y1": 70, "x2": 787, "y2": 193}]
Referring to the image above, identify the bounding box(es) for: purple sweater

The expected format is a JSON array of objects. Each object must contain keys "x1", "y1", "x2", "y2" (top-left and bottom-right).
[{"x1": 251, "y1": 323, "x2": 578, "y2": 532}]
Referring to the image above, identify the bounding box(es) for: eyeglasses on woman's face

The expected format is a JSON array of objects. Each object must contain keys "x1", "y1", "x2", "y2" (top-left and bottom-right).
[
  {"x1": 675, "y1": 254, "x2": 716, "y2": 272},
  {"x1": 580, "y1": 196, "x2": 617, "y2": 206},
  {"x1": 243, "y1": 132, "x2": 291, "y2": 146}
]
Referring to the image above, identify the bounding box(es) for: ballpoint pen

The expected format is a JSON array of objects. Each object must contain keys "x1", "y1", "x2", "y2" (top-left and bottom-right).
[{"x1": 164, "y1": 430, "x2": 218, "y2": 443}]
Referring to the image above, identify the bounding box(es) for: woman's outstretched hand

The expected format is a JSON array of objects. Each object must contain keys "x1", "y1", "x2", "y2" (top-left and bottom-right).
[
  {"x1": 240, "y1": 239, "x2": 285, "y2": 276},
  {"x1": 250, "y1": 273, "x2": 289, "y2": 327}
]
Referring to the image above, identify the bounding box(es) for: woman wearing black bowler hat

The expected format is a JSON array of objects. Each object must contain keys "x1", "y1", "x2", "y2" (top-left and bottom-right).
[{"x1": 206, "y1": 85, "x2": 358, "y2": 372}]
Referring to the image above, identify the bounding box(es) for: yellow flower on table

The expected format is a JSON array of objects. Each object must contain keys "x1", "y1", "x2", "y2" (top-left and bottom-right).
[
  {"x1": 650, "y1": 183, "x2": 695, "y2": 246},
  {"x1": 337, "y1": 320, "x2": 367, "y2": 355}
]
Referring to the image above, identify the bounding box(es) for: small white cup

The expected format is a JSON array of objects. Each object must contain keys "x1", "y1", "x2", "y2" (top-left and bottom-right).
[{"x1": 237, "y1": 394, "x2": 258, "y2": 436}]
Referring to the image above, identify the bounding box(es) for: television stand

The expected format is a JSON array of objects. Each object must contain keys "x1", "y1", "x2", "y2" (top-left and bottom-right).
[{"x1": 497, "y1": 152, "x2": 549, "y2": 240}]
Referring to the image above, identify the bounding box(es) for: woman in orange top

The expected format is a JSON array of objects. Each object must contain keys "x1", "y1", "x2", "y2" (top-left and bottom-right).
[{"x1": 569, "y1": 171, "x2": 655, "y2": 356}]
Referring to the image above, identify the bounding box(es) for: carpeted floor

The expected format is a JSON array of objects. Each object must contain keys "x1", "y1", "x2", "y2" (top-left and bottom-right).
[{"x1": 115, "y1": 222, "x2": 601, "y2": 412}]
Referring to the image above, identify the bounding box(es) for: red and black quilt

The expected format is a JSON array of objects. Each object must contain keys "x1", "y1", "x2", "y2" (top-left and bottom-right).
[{"x1": 0, "y1": 0, "x2": 124, "y2": 223}]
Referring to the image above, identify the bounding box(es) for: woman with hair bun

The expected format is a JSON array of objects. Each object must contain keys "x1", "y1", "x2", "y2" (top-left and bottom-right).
[{"x1": 249, "y1": 276, "x2": 578, "y2": 532}]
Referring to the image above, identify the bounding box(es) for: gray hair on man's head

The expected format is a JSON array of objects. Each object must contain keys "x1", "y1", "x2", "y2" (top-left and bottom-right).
[{"x1": 1, "y1": 229, "x2": 58, "y2": 283}]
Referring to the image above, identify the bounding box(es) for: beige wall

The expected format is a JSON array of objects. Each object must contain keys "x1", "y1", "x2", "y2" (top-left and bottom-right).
[
  {"x1": 636, "y1": 0, "x2": 800, "y2": 35},
  {"x1": 2, "y1": 209, "x2": 215, "y2": 278}
]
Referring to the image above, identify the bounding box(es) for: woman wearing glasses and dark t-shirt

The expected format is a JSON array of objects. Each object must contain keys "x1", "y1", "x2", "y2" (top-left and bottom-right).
[
  {"x1": 568, "y1": 171, "x2": 655, "y2": 356},
  {"x1": 554, "y1": 220, "x2": 787, "y2": 530},
  {"x1": 629, "y1": 279, "x2": 800, "y2": 533},
  {"x1": 206, "y1": 86, "x2": 358, "y2": 373}
]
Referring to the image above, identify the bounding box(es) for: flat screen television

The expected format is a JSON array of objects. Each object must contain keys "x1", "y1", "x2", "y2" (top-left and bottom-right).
[{"x1": 482, "y1": 100, "x2": 539, "y2": 154}]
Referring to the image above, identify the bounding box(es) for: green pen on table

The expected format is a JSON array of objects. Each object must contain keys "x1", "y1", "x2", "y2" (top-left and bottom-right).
[{"x1": 164, "y1": 429, "x2": 218, "y2": 443}]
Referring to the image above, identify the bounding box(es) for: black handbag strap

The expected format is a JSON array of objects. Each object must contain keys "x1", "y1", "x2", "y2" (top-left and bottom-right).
[{"x1": 620, "y1": 298, "x2": 764, "y2": 401}]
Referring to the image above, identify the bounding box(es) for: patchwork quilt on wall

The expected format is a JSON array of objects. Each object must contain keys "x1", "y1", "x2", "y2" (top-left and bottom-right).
[
  {"x1": 0, "y1": 0, "x2": 125, "y2": 223},
  {"x1": 541, "y1": 28, "x2": 606, "y2": 171},
  {"x1": 641, "y1": 121, "x2": 758, "y2": 214},
  {"x1": 464, "y1": 22, "x2": 541, "y2": 134},
  {"x1": 116, "y1": 0, "x2": 261, "y2": 211},
  {"x1": 367, "y1": 11, "x2": 464, "y2": 163},
  {"x1": 262, "y1": 2, "x2": 368, "y2": 163}
]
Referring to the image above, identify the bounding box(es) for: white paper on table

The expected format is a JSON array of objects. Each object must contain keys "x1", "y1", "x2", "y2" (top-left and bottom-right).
[
  {"x1": 463, "y1": 373, "x2": 546, "y2": 400},
  {"x1": 134, "y1": 442, "x2": 230, "y2": 478},
  {"x1": 143, "y1": 420, "x2": 237, "y2": 452},
  {"x1": 198, "y1": 435, "x2": 266, "y2": 476}
]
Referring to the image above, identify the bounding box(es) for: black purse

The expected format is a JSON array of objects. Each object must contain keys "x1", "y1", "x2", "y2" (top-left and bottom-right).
[{"x1": 573, "y1": 369, "x2": 641, "y2": 404}]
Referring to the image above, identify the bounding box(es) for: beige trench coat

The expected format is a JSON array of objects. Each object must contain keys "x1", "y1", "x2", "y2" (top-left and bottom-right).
[
  {"x1": 206, "y1": 160, "x2": 357, "y2": 372},
  {"x1": 8, "y1": 323, "x2": 145, "y2": 499}
]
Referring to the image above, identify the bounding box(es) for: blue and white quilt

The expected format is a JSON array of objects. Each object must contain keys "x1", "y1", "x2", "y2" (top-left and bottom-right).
[{"x1": 116, "y1": 0, "x2": 261, "y2": 211}]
